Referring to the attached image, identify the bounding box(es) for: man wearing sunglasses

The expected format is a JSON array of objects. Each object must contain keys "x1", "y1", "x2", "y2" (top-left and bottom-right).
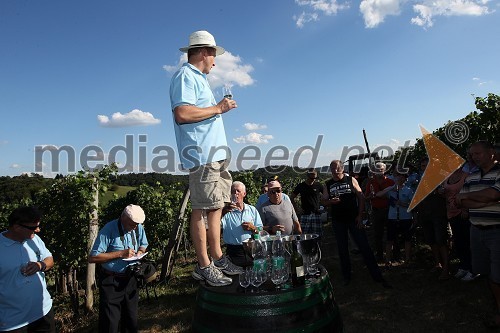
[
  {"x1": 0, "y1": 206, "x2": 55, "y2": 332},
  {"x1": 259, "y1": 180, "x2": 302, "y2": 235},
  {"x1": 255, "y1": 176, "x2": 292, "y2": 210}
]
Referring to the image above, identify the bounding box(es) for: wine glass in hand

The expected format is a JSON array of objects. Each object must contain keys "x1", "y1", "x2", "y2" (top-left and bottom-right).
[{"x1": 223, "y1": 84, "x2": 233, "y2": 99}]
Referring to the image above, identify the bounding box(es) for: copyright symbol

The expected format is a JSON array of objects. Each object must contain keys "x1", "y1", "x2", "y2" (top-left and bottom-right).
[{"x1": 445, "y1": 121, "x2": 469, "y2": 145}]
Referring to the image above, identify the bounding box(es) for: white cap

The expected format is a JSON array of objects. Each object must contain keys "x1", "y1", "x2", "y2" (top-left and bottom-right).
[{"x1": 122, "y1": 204, "x2": 145, "y2": 224}]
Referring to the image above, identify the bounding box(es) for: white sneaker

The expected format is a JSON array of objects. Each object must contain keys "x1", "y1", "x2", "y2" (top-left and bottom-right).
[
  {"x1": 454, "y1": 269, "x2": 468, "y2": 279},
  {"x1": 461, "y1": 271, "x2": 480, "y2": 282},
  {"x1": 214, "y1": 255, "x2": 244, "y2": 276},
  {"x1": 192, "y1": 262, "x2": 232, "y2": 287}
]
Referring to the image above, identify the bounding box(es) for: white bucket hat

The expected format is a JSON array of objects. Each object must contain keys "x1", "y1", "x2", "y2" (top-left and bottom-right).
[{"x1": 179, "y1": 30, "x2": 225, "y2": 56}]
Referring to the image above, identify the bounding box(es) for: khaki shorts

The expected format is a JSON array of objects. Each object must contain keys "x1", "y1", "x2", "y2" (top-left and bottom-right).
[{"x1": 189, "y1": 160, "x2": 232, "y2": 210}]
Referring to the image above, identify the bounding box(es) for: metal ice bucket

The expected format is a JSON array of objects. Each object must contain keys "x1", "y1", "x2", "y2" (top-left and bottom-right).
[{"x1": 242, "y1": 233, "x2": 320, "y2": 257}]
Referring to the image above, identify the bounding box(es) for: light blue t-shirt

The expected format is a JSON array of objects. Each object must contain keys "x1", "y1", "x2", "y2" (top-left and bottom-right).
[
  {"x1": 90, "y1": 219, "x2": 148, "y2": 273},
  {"x1": 387, "y1": 185, "x2": 414, "y2": 220},
  {"x1": 0, "y1": 233, "x2": 53, "y2": 331},
  {"x1": 170, "y1": 63, "x2": 228, "y2": 170},
  {"x1": 221, "y1": 204, "x2": 263, "y2": 245}
]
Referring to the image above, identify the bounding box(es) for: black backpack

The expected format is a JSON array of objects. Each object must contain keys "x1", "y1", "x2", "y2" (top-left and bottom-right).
[{"x1": 129, "y1": 260, "x2": 158, "y2": 288}]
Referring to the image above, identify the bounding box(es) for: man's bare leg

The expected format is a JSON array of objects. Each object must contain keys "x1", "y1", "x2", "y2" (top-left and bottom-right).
[
  {"x1": 191, "y1": 209, "x2": 210, "y2": 267},
  {"x1": 206, "y1": 208, "x2": 223, "y2": 261}
]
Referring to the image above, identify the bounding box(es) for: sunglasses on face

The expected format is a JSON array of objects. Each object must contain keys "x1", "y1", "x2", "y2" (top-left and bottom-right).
[
  {"x1": 18, "y1": 223, "x2": 40, "y2": 231},
  {"x1": 270, "y1": 189, "x2": 282, "y2": 194}
]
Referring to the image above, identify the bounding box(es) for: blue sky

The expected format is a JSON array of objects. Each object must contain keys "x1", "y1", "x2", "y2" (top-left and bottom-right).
[{"x1": 1, "y1": 0, "x2": 499, "y2": 176}]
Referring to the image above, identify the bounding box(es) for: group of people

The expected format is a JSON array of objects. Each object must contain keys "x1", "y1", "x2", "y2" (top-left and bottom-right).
[
  {"x1": 3, "y1": 29, "x2": 496, "y2": 332},
  {"x1": 359, "y1": 141, "x2": 499, "y2": 327},
  {"x1": 0, "y1": 204, "x2": 150, "y2": 333}
]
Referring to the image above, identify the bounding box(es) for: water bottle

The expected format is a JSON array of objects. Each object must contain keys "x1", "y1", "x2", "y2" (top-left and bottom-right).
[
  {"x1": 290, "y1": 240, "x2": 305, "y2": 287},
  {"x1": 258, "y1": 226, "x2": 270, "y2": 242},
  {"x1": 252, "y1": 233, "x2": 266, "y2": 272},
  {"x1": 272, "y1": 231, "x2": 285, "y2": 270}
]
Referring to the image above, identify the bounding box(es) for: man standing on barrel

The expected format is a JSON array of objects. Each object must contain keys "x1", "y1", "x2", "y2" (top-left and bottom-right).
[{"x1": 170, "y1": 30, "x2": 242, "y2": 287}]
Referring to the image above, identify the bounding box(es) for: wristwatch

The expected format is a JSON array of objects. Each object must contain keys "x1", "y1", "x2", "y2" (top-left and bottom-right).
[{"x1": 38, "y1": 261, "x2": 47, "y2": 272}]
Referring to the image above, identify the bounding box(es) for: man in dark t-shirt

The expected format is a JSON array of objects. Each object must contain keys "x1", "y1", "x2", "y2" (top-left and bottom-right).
[
  {"x1": 322, "y1": 160, "x2": 390, "y2": 288},
  {"x1": 291, "y1": 168, "x2": 324, "y2": 236}
]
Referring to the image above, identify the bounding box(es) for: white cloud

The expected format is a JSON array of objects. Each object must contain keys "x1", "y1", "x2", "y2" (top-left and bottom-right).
[
  {"x1": 472, "y1": 77, "x2": 489, "y2": 86},
  {"x1": 360, "y1": 0, "x2": 402, "y2": 28},
  {"x1": 293, "y1": 0, "x2": 492, "y2": 28},
  {"x1": 233, "y1": 132, "x2": 274, "y2": 144},
  {"x1": 163, "y1": 51, "x2": 254, "y2": 89},
  {"x1": 411, "y1": 0, "x2": 491, "y2": 28},
  {"x1": 0, "y1": 140, "x2": 8, "y2": 146},
  {"x1": 10, "y1": 164, "x2": 20, "y2": 168},
  {"x1": 243, "y1": 123, "x2": 267, "y2": 131},
  {"x1": 294, "y1": 0, "x2": 349, "y2": 27},
  {"x1": 294, "y1": 12, "x2": 320, "y2": 28},
  {"x1": 97, "y1": 109, "x2": 161, "y2": 128}
]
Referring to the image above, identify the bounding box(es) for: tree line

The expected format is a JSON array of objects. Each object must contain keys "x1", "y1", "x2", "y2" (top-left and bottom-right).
[{"x1": 0, "y1": 93, "x2": 497, "y2": 325}]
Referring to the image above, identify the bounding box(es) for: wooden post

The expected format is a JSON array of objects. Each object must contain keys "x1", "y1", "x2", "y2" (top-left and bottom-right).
[
  {"x1": 160, "y1": 186, "x2": 190, "y2": 282},
  {"x1": 85, "y1": 177, "x2": 99, "y2": 311}
]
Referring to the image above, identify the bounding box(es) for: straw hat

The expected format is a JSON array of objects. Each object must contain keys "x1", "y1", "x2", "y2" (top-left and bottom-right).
[{"x1": 179, "y1": 30, "x2": 225, "y2": 56}]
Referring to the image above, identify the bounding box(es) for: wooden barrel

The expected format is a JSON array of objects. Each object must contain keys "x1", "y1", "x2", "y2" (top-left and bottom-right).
[{"x1": 192, "y1": 266, "x2": 343, "y2": 333}]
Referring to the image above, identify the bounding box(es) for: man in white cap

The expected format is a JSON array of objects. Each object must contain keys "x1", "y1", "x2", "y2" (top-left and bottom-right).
[
  {"x1": 259, "y1": 180, "x2": 302, "y2": 235},
  {"x1": 89, "y1": 204, "x2": 149, "y2": 333},
  {"x1": 169, "y1": 30, "x2": 241, "y2": 287}
]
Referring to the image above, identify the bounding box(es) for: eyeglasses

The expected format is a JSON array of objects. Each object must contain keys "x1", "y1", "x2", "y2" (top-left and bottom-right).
[
  {"x1": 270, "y1": 189, "x2": 282, "y2": 194},
  {"x1": 17, "y1": 223, "x2": 40, "y2": 231}
]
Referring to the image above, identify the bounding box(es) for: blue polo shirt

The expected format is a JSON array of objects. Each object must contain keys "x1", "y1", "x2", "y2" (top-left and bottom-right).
[
  {"x1": 170, "y1": 62, "x2": 228, "y2": 170},
  {"x1": 221, "y1": 204, "x2": 263, "y2": 245},
  {"x1": 90, "y1": 219, "x2": 148, "y2": 273},
  {"x1": 387, "y1": 185, "x2": 414, "y2": 220},
  {"x1": 0, "y1": 232, "x2": 53, "y2": 331}
]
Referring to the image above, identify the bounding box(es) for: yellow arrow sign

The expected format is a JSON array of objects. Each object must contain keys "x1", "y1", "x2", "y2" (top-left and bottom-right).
[{"x1": 408, "y1": 125, "x2": 465, "y2": 211}]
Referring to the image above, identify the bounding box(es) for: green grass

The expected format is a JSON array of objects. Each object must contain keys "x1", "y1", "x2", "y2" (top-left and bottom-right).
[
  {"x1": 100, "y1": 185, "x2": 136, "y2": 206},
  {"x1": 59, "y1": 223, "x2": 494, "y2": 333},
  {"x1": 68, "y1": 257, "x2": 197, "y2": 333}
]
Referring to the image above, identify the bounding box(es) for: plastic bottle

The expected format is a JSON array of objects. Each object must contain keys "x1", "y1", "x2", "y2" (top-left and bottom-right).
[
  {"x1": 252, "y1": 233, "x2": 266, "y2": 272},
  {"x1": 290, "y1": 240, "x2": 305, "y2": 287},
  {"x1": 258, "y1": 226, "x2": 270, "y2": 242},
  {"x1": 272, "y1": 231, "x2": 285, "y2": 270}
]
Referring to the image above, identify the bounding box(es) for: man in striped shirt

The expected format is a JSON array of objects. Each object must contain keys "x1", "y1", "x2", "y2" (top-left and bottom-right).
[{"x1": 457, "y1": 140, "x2": 500, "y2": 328}]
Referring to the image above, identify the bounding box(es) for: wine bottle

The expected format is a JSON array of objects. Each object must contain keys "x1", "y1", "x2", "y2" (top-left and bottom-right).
[{"x1": 290, "y1": 240, "x2": 305, "y2": 287}]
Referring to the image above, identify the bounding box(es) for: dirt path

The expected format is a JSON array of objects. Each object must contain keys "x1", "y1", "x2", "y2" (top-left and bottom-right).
[{"x1": 320, "y1": 222, "x2": 494, "y2": 332}]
